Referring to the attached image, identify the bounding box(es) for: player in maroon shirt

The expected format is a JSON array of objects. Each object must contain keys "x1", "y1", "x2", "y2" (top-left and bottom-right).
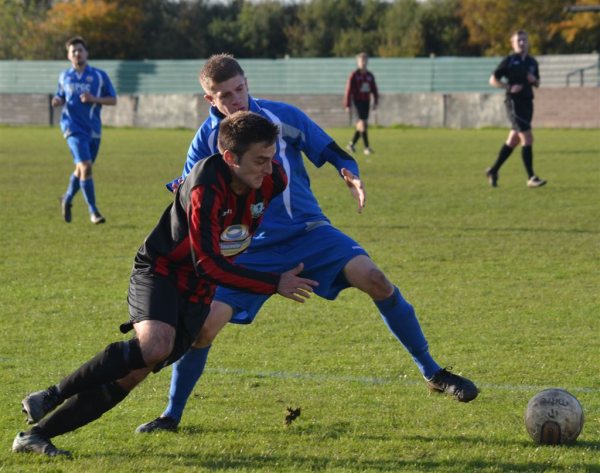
[
  {"x1": 13, "y1": 111, "x2": 318, "y2": 457},
  {"x1": 344, "y1": 52, "x2": 379, "y2": 156}
]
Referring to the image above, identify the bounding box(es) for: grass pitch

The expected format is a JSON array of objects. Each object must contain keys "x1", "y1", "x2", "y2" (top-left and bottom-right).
[{"x1": 0, "y1": 125, "x2": 598, "y2": 472}]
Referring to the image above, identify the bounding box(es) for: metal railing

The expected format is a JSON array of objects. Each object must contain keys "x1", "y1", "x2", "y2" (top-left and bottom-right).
[{"x1": 566, "y1": 62, "x2": 600, "y2": 87}]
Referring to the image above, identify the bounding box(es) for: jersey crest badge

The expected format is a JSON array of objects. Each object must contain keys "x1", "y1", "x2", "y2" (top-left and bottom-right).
[{"x1": 250, "y1": 202, "x2": 265, "y2": 219}]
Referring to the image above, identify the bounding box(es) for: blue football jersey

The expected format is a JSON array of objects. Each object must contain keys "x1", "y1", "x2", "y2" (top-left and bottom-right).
[
  {"x1": 55, "y1": 65, "x2": 116, "y2": 139},
  {"x1": 179, "y1": 97, "x2": 359, "y2": 248}
]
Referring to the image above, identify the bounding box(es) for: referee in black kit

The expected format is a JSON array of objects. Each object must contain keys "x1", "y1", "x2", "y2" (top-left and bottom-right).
[{"x1": 486, "y1": 29, "x2": 546, "y2": 188}]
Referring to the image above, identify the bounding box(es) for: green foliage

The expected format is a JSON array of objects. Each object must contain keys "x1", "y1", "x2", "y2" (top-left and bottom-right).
[
  {"x1": 420, "y1": 0, "x2": 475, "y2": 56},
  {"x1": 378, "y1": 0, "x2": 424, "y2": 57},
  {"x1": 459, "y1": 0, "x2": 599, "y2": 55},
  {"x1": 0, "y1": 125, "x2": 598, "y2": 471},
  {"x1": 1, "y1": 0, "x2": 598, "y2": 59}
]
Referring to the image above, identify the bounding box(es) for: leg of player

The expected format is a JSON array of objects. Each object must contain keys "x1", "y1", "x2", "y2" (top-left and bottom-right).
[
  {"x1": 486, "y1": 130, "x2": 520, "y2": 187},
  {"x1": 135, "y1": 302, "x2": 233, "y2": 433},
  {"x1": 347, "y1": 124, "x2": 359, "y2": 153},
  {"x1": 60, "y1": 169, "x2": 79, "y2": 223},
  {"x1": 14, "y1": 321, "x2": 173, "y2": 456},
  {"x1": 77, "y1": 160, "x2": 104, "y2": 224},
  {"x1": 342, "y1": 255, "x2": 478, "y2": 402},
  {"x1": 519, "y1": 131, "x2": 546, "y2": 187}
]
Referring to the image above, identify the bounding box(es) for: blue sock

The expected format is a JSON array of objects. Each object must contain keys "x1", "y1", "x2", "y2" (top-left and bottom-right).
[
  {"x1": 162, "y1": 345, "x2": 211, "y2": 422},
  {"x1": 65, "y1": 173, "x2": 80, "y2": 203},
  {"x1": 80, "y1": 178, "x2": 97, "y2": 213},
  {"x1": 375, "y1": 286, "x2": 441, "y2": 379}
]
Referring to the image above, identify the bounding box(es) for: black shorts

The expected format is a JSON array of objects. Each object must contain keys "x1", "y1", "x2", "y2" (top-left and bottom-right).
[
  {"x1": 127, "y1": 271, "x2": 210, "y2": 371},
  {"x1": 505, "y1": 97, "x2": 533, "y2": 132},
  {"x1": 353, "y1": 100, "x2": 370, "y2": 120}
]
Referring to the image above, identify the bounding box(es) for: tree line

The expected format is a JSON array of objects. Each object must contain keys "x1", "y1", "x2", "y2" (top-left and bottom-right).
[{"x1": 1, "y1": 0, "x2": 599, "y2": 60}]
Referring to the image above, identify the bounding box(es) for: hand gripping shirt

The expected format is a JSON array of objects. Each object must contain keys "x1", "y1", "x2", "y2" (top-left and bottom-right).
[
  {"x1": 55, "y1": 65, "x2": 116, "y2": 139},
  {"x1": 175, "y1": 97, "x2": 360, "y2": 249},
  {"x1": 135, "y1": 154, "x2": 287, "y2": 304}
]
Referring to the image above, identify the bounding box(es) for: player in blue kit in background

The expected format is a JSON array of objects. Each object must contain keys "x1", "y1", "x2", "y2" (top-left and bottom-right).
[
  {"x1": 137, "y1": 54, "x2": 478, "y2": 433},
  {"x1": 52, "y1": 36, "x2": 117, "y2": 224}
]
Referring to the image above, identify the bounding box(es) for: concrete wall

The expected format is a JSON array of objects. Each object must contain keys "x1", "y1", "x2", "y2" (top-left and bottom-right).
[{"x1": 1, "y1": 88, "x2": 599, "y2": 129}]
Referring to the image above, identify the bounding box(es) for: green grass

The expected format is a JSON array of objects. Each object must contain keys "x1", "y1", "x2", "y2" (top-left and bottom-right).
[{"x1": 0, "y1": 125, "x2": 598, "y2": 472}]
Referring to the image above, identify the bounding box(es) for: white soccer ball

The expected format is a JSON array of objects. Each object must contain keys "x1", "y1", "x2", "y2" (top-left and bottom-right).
[{"x1": 524, "y1": 388, "x2": 584, "y2": 445}]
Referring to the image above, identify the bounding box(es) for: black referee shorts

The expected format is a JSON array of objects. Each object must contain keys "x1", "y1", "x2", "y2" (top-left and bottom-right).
[
  {"x1": 353, "y1": 100, "x2": 371, "y2": 121},
  {"x1": 505, "y1": 97, "x2": 533, "y2": 132},
  {"x1": 127, "y1": 271, "x2": 210, "y2": 371}
]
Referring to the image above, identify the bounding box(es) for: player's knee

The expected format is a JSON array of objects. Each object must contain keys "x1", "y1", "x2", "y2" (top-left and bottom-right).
[
  {"x1": 78, "y1": 161, "x2": 93, "y2": 179},
  {"x1": 192, "y1": 325, "x2": 217, "y2": 348},
  {"x1": 506, "y1": 137, "x2": 518, "y2": 148},
  {"x1": 138, "y1": 332, "x2": 174, "y2": 367},
  {"x1": 367, "y1": 268, "x2": 394, "y2": 300},
  {"x1": 357, "y1": 120, "x2": 366, "y2": 132},
  {"x1": 191, "y1": 301, "x2": 232, "y2": 348}
]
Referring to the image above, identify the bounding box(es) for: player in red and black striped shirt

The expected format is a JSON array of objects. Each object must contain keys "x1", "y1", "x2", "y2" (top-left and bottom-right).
[
  {"x1": 14, "y1": 112, "x2": 318, "y2": 457},
  {"x1": 344, "y1": 52, "x2": 379, "y2": 156}
]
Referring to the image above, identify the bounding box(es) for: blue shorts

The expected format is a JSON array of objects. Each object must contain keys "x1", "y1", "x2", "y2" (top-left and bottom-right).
[
  {"x1": 214, "y1": 223, "x2": 368, "y2": 324},
  {"x1": 66, "y1": 134, "x2": 101, "y2": 164}
]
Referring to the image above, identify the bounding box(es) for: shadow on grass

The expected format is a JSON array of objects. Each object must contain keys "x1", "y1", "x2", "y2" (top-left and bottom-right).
[
  {"x1": 405, "y1": 433, "x2": 600, "y2": 450},
  {"x1": 73, "y1": 449, "x2": 600, "y2": 473}
]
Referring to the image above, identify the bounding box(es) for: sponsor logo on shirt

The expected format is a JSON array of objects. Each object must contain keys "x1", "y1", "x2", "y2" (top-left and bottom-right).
[
  {"x1": 220, "y1": 224, "x2": 251, "y2": 257},
  {"x1": 65, "y1": 82, "x2": 92, "y2": 95}
]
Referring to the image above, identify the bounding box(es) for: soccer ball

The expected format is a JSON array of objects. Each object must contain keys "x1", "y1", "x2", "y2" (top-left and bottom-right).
[{"x1": 524, "y1": 388, "x2": 584, "y2": 445}]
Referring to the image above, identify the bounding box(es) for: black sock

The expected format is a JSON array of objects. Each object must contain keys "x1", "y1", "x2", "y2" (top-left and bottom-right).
[
  {"x1": 491, "y1": 144, "x2": 514, "y2": 173},
  {"x1": 362, "y1": 130, "x2": 370, "y2": 148},
  {"x1": 521, "y1": 145, "x2": 534, "y2": 178},
  {"x1": 351, "y1": 131, "x2": 360, "y2": 145},
  {"x1": 33, "y1": 382, "x2": 129, "y2": 438},
  {"x1": 57, "y1": 339, "x2": 145, "y2": 400}
]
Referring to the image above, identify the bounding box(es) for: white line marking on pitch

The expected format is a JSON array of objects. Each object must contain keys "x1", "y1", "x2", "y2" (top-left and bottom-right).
[{"x1": 207, "y1": 367, "x2": 600, "y2": 394}]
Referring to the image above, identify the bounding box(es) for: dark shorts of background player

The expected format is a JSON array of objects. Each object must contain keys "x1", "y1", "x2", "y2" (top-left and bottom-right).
[
  {"x1": 353, "y1": 100, "x2": 371, "y2": 120},
  {"x1": 504, "y1": 97, "x2": 533, "y2": 132},
  {"x1": 126, "y1": 271, "x2": 209, "y2": 372}
]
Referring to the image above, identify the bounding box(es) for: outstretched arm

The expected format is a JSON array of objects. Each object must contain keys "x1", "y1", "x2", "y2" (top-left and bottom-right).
[
  {"x1": 318, "y1": 142, "x2": 365, "y2": 213},
  {"x1": 341, "y1": 168, "x2": 366, "y2": 213}
]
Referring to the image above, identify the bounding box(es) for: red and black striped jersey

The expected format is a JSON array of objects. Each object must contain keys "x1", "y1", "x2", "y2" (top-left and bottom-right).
[
  {"x1": 344, "y1": 69, "x2": 379, "y2": 107},
  {"x1": 133, "y1": 153, "x2": 288, "y2": 304}
]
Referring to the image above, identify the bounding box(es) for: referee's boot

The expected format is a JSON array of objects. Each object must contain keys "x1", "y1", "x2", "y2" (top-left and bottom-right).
[
  {"x1": 135, "y1": 416, "x2": 179, "y2": 433},
  {"x1": 527, "y1": 175, "x2": 547, "y2": 188},
  {"x1": 485, "y1": 168, "x2": 498, "y2": 187},
  {"x1": 21, "y1": 386, "x2": 62, "y2": 424},
  {"x1": 425, "y1": 368, "x2": 479, "y2": 403},
  {"x1": 12, "y1": 431, "x2": 71, "y2": 457}
]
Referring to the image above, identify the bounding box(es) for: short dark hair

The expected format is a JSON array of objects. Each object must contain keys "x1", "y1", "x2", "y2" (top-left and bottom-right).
[
  {"x1": 511, "y1": 29, "x2": 528, "y2": 39},
  {"x1": 65, "y1": 36, "x2": 87, "y2": 51},
  {"x1": 199, "y1": 53, "x2": 245, "y2": 92},
  {"x1": 218, "y1": 111, "x2": 279, "y2": 159}
]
